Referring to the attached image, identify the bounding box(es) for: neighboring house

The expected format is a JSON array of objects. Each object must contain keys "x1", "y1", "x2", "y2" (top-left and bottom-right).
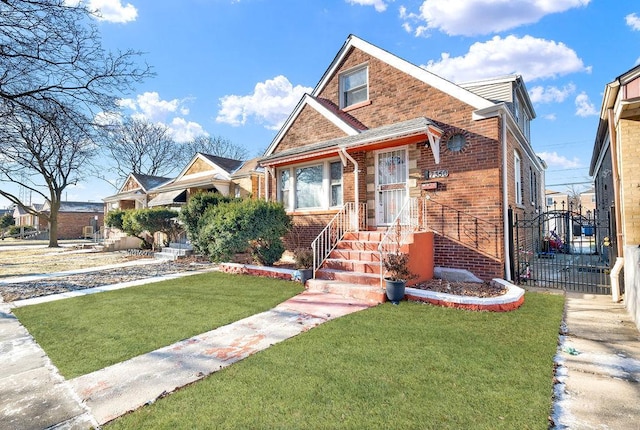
[
  {"x1": 230, "y1": 157, "x2": 265, "y2": 199},
  {"x1": 103, "y1": 173, "x2": 172, "y2": 213},
  {"x1": 13, "y1": 201, "x2": 104, "y2": 239},
  {"x1": 590, "y1": 63, "x2": 640, "y2": 329},
  {"x1": 259, "y1": 35, "x2": 544, "y2": 281},
  {"x1": 147, "y1": 153, "x2": 245, "y2": 208},
  {"x1": 13, "y1": 203, "x2": 46, "y2": 229}
]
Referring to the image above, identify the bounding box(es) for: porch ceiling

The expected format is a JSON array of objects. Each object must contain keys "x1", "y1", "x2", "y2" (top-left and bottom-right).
[{"x1": 260, "y1": 117, "x2": 443, "y2": 166}]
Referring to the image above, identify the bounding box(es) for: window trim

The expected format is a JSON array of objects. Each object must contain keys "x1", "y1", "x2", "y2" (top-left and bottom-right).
[
  {"x1": 339, "y1": 64, "x2": 369, "y2": 109},
  {"x1": 514, "y1": 151, "x2": 522, "y2": 206}
]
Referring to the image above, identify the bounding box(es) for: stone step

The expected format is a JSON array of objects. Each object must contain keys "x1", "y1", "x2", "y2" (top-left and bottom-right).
[
  {"x1": 343, "y1": 231, "x2": 385, "y2": 242},
  {"x1": 329, "y1": 249, "x2": 381, "y2": 262},
  {"x1": 306, "y1": 279, "x2": 385, "y2": 304},
  {"x1": 335, "y1": 240, "x2": 380, "y2": 252},
  {"x1": 323, "y1": 258, "x2": 382, "y2": 275},
  {"x1": 314, "y1": 268, "x2": 380, "y2": 287}
]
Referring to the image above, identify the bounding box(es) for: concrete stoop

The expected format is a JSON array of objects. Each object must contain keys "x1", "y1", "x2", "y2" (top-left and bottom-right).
[
  {"x1": 306, "y1": 279, "x2": 385, "y2": 304},
  {"x1": 154, "y1": 243, "x2": 193, "y2": 261}
]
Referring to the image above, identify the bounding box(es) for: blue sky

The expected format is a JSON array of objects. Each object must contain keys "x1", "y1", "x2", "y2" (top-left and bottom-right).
[{"x1": 4, "y1": 0, "x2": 640, "y2": 207}]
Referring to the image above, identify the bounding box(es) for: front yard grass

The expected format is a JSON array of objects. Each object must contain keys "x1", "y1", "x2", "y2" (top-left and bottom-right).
[
  {"x1": 13, "y1": 272, "x2": 304, "y2": 378},
  {"x1": 100, "y1": 292, "x2": 561, "y2": 429}
]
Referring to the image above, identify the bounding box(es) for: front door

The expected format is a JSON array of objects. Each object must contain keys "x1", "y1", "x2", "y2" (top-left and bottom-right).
[{"x1": 376, "y1": 148, "x2": 408, "y2": 225}]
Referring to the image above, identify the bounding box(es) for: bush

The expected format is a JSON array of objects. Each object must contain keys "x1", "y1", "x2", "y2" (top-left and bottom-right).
[
  {"x1": 179, "y1": 192, "x2": 234, "y2": 253},
  {"x1": 7, "y1": 225, "x2": 35, "y2": 236},
  {"x1": 105, "y1": 209, "x2": 126, "y2": 230},
  {"x1": 198, "y1": 199, "x2": 291, "y2": 265},
  {"x1": 121, "y1": 208, "x2": 180, "y2": 249}
]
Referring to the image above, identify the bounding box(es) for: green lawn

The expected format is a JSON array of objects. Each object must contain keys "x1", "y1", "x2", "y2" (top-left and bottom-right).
[
  {"x1": 105, "y1": 292, "x2": 562, "y2": 430},
  {"x1": 13, "y1": 272, "x2": 304, "y2": 378}
]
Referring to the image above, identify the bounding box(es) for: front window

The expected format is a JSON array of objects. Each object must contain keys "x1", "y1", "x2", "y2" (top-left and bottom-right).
[
  {"x1": 280, "y1": 170, "x2": 290, "y2": 210},
  {"x1": 340, "y1": 65, "x2": 368, "y2": 109},
  {"x1": 330, "y1": 161, "x2": 343, "y2": 206},
  {"x1": 278, "y1": 160, "x2": 343, "y2": 211},
  {"x1": 295, "y1": 165, "x2": 323, "y2": 209}
]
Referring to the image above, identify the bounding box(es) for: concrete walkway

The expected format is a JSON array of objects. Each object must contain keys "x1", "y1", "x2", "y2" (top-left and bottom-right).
[{"x1": 553, "y1": 293, "x2": 640, "y2": 429}]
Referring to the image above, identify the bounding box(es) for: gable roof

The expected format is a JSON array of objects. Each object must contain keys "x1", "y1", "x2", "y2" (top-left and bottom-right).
[
  {"x1": 264, "y1": 34, "x2": 494, "y2": 157},
  {"x1": 41, "y1": 201, "x2": 104, "y2": 213},
  {"x1": 231, "y1": 156, "x2": 265, "y2": 179},
  {"x1": 199, "y1": 153, "x2": 244, "y2": 174}
]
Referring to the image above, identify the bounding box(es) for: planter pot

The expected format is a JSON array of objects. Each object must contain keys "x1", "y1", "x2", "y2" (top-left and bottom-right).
[
  {"x1": 385, "y1": 279, "x2": 406, "y2": 304},
  {"x1": 294, "y1": 268, "x2": 313, "y2": 284}
]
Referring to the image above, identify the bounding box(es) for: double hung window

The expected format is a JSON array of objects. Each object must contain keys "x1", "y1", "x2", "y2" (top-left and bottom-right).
[{"x1": 340, "y1": 65, "x2": 368, "y2": 109}]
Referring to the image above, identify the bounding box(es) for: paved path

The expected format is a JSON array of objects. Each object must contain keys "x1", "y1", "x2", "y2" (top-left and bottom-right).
[{"x1": 553, "y1": 293, "x2": 640, "y2": 429}]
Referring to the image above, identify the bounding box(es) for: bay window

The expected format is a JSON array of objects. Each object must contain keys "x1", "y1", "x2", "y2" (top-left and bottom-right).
[{"x1": 278, "y1": 160, "x2": 343, "y2": 210}]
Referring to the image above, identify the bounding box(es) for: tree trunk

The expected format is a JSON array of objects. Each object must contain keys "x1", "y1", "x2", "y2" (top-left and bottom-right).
[{"x1": 48, "y1": 204, "x2": 59, "y2": 248}]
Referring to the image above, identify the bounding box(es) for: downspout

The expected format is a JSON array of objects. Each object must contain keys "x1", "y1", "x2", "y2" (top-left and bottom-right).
[
  {"x1": 501, "y1": 110, "x2": 512, "y2": 281},
  {"x1": 608, "y1": 107, "x2": 624, "y2": 302},
  {"x1": 339, "y1": 147, "x2": 359, "y2": 231}
]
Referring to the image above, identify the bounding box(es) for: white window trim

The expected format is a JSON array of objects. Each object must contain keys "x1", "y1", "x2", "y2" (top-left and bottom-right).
[
  {"x1": 277, "y1": 159, "x2": 343, "y2": 211},
  {"x1": 339, "y1": 64, "x2": 369, "y2": 109},
  {"x1": 514, "y1": 151, "x2": 522, "y2": 206}
]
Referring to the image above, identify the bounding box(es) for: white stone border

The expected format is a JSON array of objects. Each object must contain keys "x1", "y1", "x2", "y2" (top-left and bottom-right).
[{"x1": 406, "y1": 278, "x2": 525, "y2": 307}]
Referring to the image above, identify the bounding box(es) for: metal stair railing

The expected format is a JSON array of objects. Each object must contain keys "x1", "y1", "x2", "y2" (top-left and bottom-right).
[
  {"x1": 311, "y1": 202, "x2": 367, "y2": 277},
  {"x1": 422, "y1": 195, "x2": 501, "y2": 259}
]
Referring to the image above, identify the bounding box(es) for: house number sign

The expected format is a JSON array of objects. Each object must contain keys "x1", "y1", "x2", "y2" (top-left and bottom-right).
[{"x1": 424, "y1": 169, "x2": 449, "y2": 179}]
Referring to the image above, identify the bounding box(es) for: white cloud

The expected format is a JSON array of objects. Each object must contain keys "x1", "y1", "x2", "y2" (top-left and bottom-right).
[
  {"x1": 543, "y1": 113, "x2": 557, "y2": 121},
  {"x1": 626, "y1": 13, "x2": 640, "y2": 31},
  {"x1": 64, "y1": 0, "x2": 138, "y2": 23},
  {"x1": 346, "y1": 0, "x2": 389, "y2": 12},
  {"x1": 537, "y1": 151, "x2": 581, "y2": 168},
  {"x1": 216, "y1": 75, "x2": 312, "y2": 130},
  {"x1": 422, "y1": 35, "x2": 588, "y2": 83},
  {"x1": 116, "y1": 92, "x2": 207, "y2": 143},
  {"x1": 529, "y1": 83, "x2": 576, "y2": 103},
  {"x1": 407, "y1": 0, "x2": 590, "y2": 36},
  {"x1": 575, "y1": 92, "x2": 597, "y2": 117}
]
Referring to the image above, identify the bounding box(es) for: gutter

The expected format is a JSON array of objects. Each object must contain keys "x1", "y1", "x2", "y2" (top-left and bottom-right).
[
  {"x1": 339, "y1": 148, "x2": 360, "y2": 231},
  {"x1": 608, "y1": 107, "x2": 624, "y2": 302}
]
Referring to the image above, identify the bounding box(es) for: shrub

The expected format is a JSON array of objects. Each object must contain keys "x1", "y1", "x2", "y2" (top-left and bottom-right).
[
  {"x1": 122, "y1": 208, "x2": 180, "y2": 249},
  {"x1": 105, "y1": 209, "x2": 126, "y2": 230},
  {"x1": 179, "y1": 192, "x2": 234, "y2": 253},
  {"x1": 198, "y1": 199, "x2": 291, "y2": 265}
]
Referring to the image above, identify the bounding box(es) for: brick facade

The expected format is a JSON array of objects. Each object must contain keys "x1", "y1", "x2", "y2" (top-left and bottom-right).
[{"x1": 262, "y1": 37, "x2": 541, "y2": 281}]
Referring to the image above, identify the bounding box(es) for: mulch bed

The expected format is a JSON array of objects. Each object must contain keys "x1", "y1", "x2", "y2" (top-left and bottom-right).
[{"x1": 412, "y1": 279, "x2": 507, "y2": 298}]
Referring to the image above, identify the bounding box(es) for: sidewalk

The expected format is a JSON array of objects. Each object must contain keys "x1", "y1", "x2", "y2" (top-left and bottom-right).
[{"x1": 553, "y1": 293, "x2": 640, "y2": 429}]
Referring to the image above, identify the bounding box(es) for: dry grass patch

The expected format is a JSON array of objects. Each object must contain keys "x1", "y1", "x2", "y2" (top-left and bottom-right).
[{"x1": 0, "y1": 246, "x2": 141, "y2": 278}]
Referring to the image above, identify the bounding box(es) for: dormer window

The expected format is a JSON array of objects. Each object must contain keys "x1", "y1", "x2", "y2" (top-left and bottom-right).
[{"x1": 340, "y1": 65, "x2": 368, "y2": 109}]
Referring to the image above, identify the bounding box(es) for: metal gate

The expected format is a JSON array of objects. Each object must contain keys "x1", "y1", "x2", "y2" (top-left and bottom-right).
[{"x1": 510, "y1": 205, "x2": 612, "y2": 294}]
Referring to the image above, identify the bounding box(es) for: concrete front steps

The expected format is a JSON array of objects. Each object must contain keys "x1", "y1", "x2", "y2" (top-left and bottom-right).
[
  {"x1": 154, "y1": 243, "x2": 193, "y2": 261},
  {"x1": 309, "y1": 231, "x2": 388, "y2": 304}
]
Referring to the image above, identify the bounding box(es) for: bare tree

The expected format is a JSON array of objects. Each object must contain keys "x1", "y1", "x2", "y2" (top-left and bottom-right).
[
  {"x1": 183, "y1": 135, "x2": 249, "y2": 161},
  {"x1": 0, "y1": 104, "x2": 96, "y2": 247},
  {"x1": 102, "y1": 117, "x2": 183, "y2": 180},
  {"x1": 0, "y1": 0, "x2": 151, "y2": 247}
]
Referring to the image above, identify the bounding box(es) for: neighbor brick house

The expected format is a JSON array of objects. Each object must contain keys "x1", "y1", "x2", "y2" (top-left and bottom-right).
[
  {"x1": 259, "y1": 35, "x2": 544, "y2": 281},
  {"x1": 103, "y1": 173, "x2": 172, "y2": 213},
  {"x1": 13, "y1": 201, "x2": 104, "y2": 239},
  {"x1": 591, "y1": 63, "x2": 640, "y2": 329}
]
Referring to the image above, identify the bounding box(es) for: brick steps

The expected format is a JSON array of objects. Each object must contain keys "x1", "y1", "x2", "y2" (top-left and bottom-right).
[{"x1": 313, "y1": 230, "x2": 392, "y2": 304}]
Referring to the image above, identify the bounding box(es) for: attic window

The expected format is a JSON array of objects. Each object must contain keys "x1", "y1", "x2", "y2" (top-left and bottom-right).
[{"x1": 340, "y1": 65, "x2": 368, "y2": 109}]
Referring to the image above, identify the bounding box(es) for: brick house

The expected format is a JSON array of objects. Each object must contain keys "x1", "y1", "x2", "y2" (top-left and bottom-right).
[
  {"x1": 259, "y1": 35, "x2": 544, "y2": 282},
  {"x1": 590, "y1": 63, "x2": 640, "y2": 329},
  {"x1": 146, "y1": 153, "x2": 245, "y2": 207},
  {"x1": 13, "y1": 201, "x2": 104, "y2": 239},
  {"x1": 103, "y1": 173, "x2": 172, "y2": 213}
]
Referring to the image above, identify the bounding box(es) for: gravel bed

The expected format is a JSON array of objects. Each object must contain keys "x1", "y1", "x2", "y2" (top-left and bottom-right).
[
  {"x1": 412, "y1": 279, "x2": 507, "y2": 298},
  {"x1": 0, "y1": 260, "x2": 216, "y2": 302}
]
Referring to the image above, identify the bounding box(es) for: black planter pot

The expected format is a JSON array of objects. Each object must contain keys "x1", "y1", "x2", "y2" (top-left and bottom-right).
[{"x1": 385, "y1": 279, "x2": 406, "y2": 304}]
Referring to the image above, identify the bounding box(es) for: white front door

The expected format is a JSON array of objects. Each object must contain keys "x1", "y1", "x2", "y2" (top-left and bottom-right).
[{"x1": 376, "y1": 148, "x2": 408, "y2": 225}]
